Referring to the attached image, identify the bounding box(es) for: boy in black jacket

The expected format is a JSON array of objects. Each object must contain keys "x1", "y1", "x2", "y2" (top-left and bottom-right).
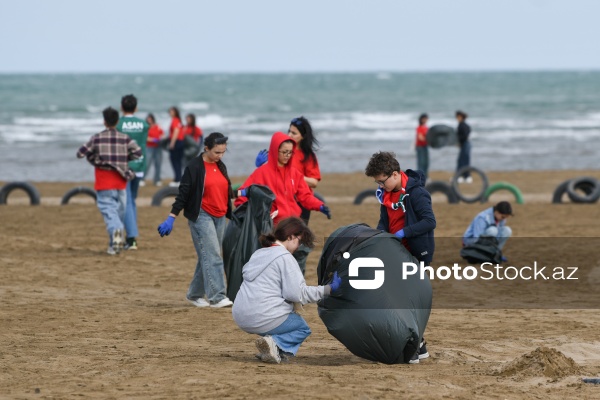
[{"x1": 365, "y1": 151, "x2": 435, "y2": 363}]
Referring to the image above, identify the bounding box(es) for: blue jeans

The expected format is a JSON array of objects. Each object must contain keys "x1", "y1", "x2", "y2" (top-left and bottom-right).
[
  {"x1": 96, "y1": 189, "x2": 126, "y2": 245},
  {"x1": 145, "y1": 146, "x2": 162, "y2": 184},
  {"x1": 124, "y1": 177, "x2": 140, "y2": 240},
  {"x1": 457, "y1": 141, "x2": 471, "y2": 178},
  {"x1": 261, "y1": 313, "x2": 312, "y2": 356},
  {"x1": 416, "y1": 146, "x2": 429, "y2": 179},
  {"x1": 187, "y1": 209, "x2": 228, "y2": 304},
  {"x1": 483, "y1": 225, "x2": 512, "y2": 250},
  {"x1": 169, "y1": 140, "x2": 185, "y2": 182}
]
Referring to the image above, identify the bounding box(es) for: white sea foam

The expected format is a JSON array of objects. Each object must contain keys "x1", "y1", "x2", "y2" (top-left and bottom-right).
[{"x1": 180, "y1": 102, "x2": 210, "y2": 111}]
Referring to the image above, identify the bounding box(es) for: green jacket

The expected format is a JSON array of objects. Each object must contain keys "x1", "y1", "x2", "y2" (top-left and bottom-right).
[{"x1": 117, "y1": 115, "x2": 149, "y2": 174}]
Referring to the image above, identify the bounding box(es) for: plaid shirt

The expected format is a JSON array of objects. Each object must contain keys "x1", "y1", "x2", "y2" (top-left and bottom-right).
[{"x1": 77, "y1": 128, "x2": 142, "y2": 181}]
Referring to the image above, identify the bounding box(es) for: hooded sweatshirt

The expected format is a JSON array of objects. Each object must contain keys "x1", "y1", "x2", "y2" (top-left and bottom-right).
[
  {"x1": 235, "y1": 132, "x2": 323, "y2": 225},
  {"x1": 232, "y1": 245, "x2": 326, "y2": 334}
]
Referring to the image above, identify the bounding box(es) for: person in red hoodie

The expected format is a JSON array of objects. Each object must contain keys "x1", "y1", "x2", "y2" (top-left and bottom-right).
[{"x1": 235, "y1": 132, "x2": 331, "y2": 275}]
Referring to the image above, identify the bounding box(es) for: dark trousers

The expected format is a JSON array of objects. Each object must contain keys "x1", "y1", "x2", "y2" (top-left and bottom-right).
[
  {"x1": 457, "y1": 141, "x2": 471, "y2": 178},
  {"x1": 169, "y1": 140, "x2": 185, "y2": 182}
]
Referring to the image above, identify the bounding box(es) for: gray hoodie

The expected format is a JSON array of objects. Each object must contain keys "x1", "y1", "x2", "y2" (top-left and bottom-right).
[{"x1": 232, "y1": 245, "x2": 328, "y2": 334}]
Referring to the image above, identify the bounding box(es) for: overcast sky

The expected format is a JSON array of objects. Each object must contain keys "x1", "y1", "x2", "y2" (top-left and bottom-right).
[{"x1": 1, "y1": 0, "x2": 598, "y2": 73}]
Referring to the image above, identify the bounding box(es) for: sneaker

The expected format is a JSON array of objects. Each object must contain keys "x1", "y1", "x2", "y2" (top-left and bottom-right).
[
  {"x1": 155, "y1": 181, "x2": 163, "y2": 187},
  {"x1": 465, "y1": 176, "x2": 473, "y2": 184},
  {"x1": 408, "y1": 351, "x2": 420, "y2": 364},
  {"x1": 419, "y1": 339, "x2": 429, "y2": 360},
  {"x1": 210, "y1": 297, "x2": 233, "y2": 308},
  {"x1": 168, "y1": 181, "x2": 180, "y2": 187},
  {"x1": 457, "y1": 177, "x2": 465, "y2": 184},
  {"x1": 255, "y1": 336, "x2": 281, "y2": 364},
  {"x1": 112, "y1": 229, "x2": 124, "y2": 254},
  {"x1": 139, "y1": 180, "x2": 146, "y2": 187},
  {"x1": 187, "y1": 298, "x2": 210, "y2": 308},
  {"x1": 125, "y1": 238, "x2": 138, "y2": 250},
  {"x1": 107, "y1": 246, "x2": 116, "y2": 255}
]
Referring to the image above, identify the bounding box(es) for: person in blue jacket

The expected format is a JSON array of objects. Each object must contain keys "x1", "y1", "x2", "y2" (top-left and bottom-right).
[
  {"x1": 463, "y1": 201, "x2": 513, "y2": 251},
  {"x1": 364, "y1": 151, "x2": 435, "y2": 364}
]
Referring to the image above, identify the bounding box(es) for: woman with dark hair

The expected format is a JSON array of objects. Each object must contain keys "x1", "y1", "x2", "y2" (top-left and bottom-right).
[
  {"x1": 167, "y1": 106, "x2": 184, "y2": 186},
  {"x1": 415, "y1": 113, "x2": 429, "y2": 180},
  {"x1": 287, "y1": 116, "x2": 321, "y2": 224},
  {"x1": 232, "y1": 217, "x2": 341, "y2": 364},
  {"x1": 182, "y1": 113, "x2": 203, "y2": 147},
  {"x1": 157, "y1": 132, "x2": 234, "y2": 308}
]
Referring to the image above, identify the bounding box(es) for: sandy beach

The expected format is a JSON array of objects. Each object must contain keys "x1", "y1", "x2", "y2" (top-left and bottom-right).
[{"x1": 2, "y1": 169, "x2": 600, "y2": 399}]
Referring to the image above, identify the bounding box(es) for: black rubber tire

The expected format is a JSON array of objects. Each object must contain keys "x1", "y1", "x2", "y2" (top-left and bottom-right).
[
  {"x1": 451, "y1": 166, "x2": 489, "y2": 204},
  {"x1": 552, "y1": 180, "x2": 571, "y2": 204},
  {"x1": 481, "y1": 182, "x2": 524, "y2": 204},
  {"x1": 353, "y1": 189, "x2": 376, "y2": 205},
  {"x1": 61, "y1": 186, "x2": 97, "y2": 205},
  {"x1": 0, "y1": 181, "x2": 41, "y2": 205},
  {"x1": 314, "y1": 191, "x2": 326, "y2": 203},
  {"x1": 151, "y1": 187, "x2": 180, "y2": 206},
  {"x1": 425, "y1": 181, "x2": 459, "y2": 204},
  {"x1": 567, "y1": 177, "x2": 600, "y2": 204}
]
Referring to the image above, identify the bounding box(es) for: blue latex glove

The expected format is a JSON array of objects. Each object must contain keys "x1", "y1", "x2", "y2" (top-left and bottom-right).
[
  {"x1": 239, "y1": 188, "x2": 247, "y2": 197},
  {"x1": 375, "y1": 188, "x2": 384, "y2": 204},
  {"x1": 158, "y1": 216, "x2": 175, "y2": 237},
  {"x1": 395, "y1": 229, "x2": 405, "y2": 239},
  {"x1": 255, "y1": 149, "x2": 268, "y2": 167},
  {"x1": 329, "y1": 272, "x2": 342, "y2": 293},
  {"x1": 320, "y1": 204, "x2": 332, "y2": 219},
  {"x1": 501, "y1": 256, "x2": 508, "y2": 262}
]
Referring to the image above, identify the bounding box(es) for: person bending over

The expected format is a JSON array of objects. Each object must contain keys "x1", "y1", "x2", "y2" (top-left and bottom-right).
[{"x1": 463, "y1": 201, "x2": 513, "y2": 253}]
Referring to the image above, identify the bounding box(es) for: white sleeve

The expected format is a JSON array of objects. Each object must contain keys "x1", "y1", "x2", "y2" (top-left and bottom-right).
[{"x1": 279, "y1": 255, "x2": 324, "y2": 304}]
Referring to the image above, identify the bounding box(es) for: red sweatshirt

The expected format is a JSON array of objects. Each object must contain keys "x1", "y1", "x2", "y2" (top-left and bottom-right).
[{"x1": 235, "y1": 132, "x2": 323, "y2": 224}]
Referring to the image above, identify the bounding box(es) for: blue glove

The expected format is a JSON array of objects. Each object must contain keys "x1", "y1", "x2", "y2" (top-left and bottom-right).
[
  {"x1": 320, "y1": 204, "x2": 331, "y2": 219},
  {"x1": 375, "y1": 188, "x2": 384, "y2": 204},
  {"x1": 395, "y1": 229, "x2": 405, "y2": 239},
  {"x1": 255, "y1": 149, "x2": 268, "y2": 167},
  {"x1": 239, "y1": 188, "x2": 247, "y2": 197},
  {"x1": 329, "y1": 272, "x2": 342, "y2": 293},
  {"x1": 158, "y1": 216, "x2": 175, "y2": 237}
]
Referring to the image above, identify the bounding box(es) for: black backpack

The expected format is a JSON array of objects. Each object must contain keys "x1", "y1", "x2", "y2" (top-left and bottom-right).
[{"x1": 460, "y1": 236, "x2": 503, "y2": 264}]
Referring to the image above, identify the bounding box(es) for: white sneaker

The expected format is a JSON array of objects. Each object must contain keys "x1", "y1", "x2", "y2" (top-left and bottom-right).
[
  {"x1": 255, "y1": 336, "x2": 281, "y2": 364},
  {"x1": 457, "y1": 177, "x2": 465, "y2": 183},
  {"x1": 155, "y1": 181, "x2": 163, "y2": 187},
  {"x1": 187, "y1": 298, "x2": 210, "y2": 308},
  {"x1": 210, "y1": 297, "x2": 233, "y2": 308},
  {"x1": 107, "y1": 246, "x2": 116, "y2": 255},
  {"x1": 112, "y1": 229, "x2": 124, "y2": 254},
  {"x1": 168, "y1": 181, "x2": 180, "y2": 187},
  {"x1": 465, "y1": 176, "x2": 473, "y2": 184},
  {"x1": 139, "y1": 180, "x2": 146, "y2": 187}
]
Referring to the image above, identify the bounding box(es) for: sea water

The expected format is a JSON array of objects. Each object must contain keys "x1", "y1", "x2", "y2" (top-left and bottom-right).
[{"x1": 1, "y1": 72, "x2": 599, "y2": 181}]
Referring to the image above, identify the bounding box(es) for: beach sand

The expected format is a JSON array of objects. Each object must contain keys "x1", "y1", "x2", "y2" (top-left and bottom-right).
[{"x1": 2, "y1": 170, "x2": 600, "y2": 399}]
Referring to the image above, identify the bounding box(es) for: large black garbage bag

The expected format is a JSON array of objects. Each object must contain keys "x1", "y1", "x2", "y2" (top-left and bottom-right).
[
  {"x1": 317, "y1": 223, "x2": 432, "y2": 364},
  {"x1": 460, "y1": 236, "x2": 503, "y2": 264},
  {"x1": 223, "y1": 185, "x2": 275, "y2": 301},
  {"x1": 427, "y1": 124, "x2": 457, "y2": 148}
]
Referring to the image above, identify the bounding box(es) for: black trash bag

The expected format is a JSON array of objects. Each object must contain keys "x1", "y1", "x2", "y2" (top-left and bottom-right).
[
  {"x1": 223, "y1": 185, "x2": 275, "y2": 301},
  {"x1": 427, "y1": 124, "x2": 457, "y2": 149},
  {"x1": 317, "y1": 223, "x2": 432, "y2": 364},
  {"x1": 460, "y1": 236, "x2": 503, "y2": 264},
  {"x1": 183, "y1": 135, "x2": 201, "y2": 164}
]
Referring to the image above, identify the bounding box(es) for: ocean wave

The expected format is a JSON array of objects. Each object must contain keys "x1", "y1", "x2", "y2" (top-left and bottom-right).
[{"x1": 180, "y1": 102, "x2": 210, "y2": 111}]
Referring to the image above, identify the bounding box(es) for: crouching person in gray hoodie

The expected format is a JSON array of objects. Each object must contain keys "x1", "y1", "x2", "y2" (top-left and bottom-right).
[{"x1": 232, "y1": 217, "x2": 341, "y2": 364}]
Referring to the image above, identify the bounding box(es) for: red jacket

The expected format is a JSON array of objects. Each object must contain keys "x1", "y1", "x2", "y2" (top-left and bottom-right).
[{"x1": 235, "y1": 132, "x2": 323, "y2": 224}]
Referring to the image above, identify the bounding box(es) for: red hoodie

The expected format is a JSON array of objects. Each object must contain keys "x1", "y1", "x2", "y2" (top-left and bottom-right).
[{"x1": 235, "y1": 132, "x2": 324, "y2": 224}]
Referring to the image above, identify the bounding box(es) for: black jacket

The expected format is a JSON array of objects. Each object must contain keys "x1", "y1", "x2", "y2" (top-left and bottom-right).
[
  {"x1": 376, "y1": 169, "x2": 436, "y2": 264},
  {"x1": 170, "y1": 154, "x2": 233, "y2": 222},
  {"x1": 457, "y1": 121, "x2": 471, "y2": 145}
]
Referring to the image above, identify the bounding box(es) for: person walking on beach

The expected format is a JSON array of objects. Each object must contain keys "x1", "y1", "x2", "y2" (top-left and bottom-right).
[
  {"x1": 157, "y1": 132, "x2": 234, "y2": 308},
  {"x1": 364, "y1": 151, "x2": 435, "y2": 363},
  {"x1": 456, "y1": 110, "x2": 472, "y2": 183},
  {"x1": 77, "y1": 107, "x2": 142, "y2": 255},
  {"x1": 232, "y1": 217, "x2": 342, "y2": 364},
  {"x1": 463, "y1": 201, "x2": 513, "y2": 253},
  {"x1": 167, "y1": 106, "x2": 184, "y2": 187},
  {"x1": 236, "y1": 131, "x2": 332, "y2": 275},
  {"x1": 415, "y1": 113, "x2": 429, "y2": 180},
  {"x1": 116, "y1": 94, "x2": 149, "y2": 251},
  {"x1": 144, "y1": 113, "x2": 164, "y2": 186}
]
